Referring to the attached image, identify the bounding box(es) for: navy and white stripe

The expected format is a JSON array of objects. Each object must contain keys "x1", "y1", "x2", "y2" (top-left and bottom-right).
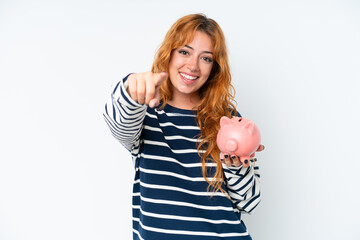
[{"x1": 104, "y1": 75, "x2": 261, "y2": 240}]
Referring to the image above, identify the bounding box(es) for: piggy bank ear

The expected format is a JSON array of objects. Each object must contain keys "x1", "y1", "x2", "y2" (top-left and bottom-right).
[
  {"x1": 244, "y1": 122, "x2": 256, "y2": 135},
  {"x1": 220, "y1": 116, "x2": 232, "y2": 127}
]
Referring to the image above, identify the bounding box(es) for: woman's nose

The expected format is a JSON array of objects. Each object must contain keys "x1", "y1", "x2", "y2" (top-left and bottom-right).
[{"x1": 187, "y1": 56, "x2": 199, "y2": 72}]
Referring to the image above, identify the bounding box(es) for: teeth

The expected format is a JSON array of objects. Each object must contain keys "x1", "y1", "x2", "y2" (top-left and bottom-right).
[{"x1": 180, "y1": 73, "x2": 197, "y2": 80}]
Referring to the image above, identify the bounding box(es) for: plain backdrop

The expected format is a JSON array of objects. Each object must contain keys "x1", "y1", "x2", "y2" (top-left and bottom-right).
[{"x1": 1, "y1": 0, "x2": 359, "y2": 239}]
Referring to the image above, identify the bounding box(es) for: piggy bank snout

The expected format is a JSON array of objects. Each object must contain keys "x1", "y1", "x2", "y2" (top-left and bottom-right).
[{"x1": 225, "y1": 139, "x2": 238, "y2": 152}]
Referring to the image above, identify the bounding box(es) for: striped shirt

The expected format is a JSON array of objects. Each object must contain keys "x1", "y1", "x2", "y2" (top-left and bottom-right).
[{"x1": 103, "y1": 75, "x2": 261, "y2": 240}]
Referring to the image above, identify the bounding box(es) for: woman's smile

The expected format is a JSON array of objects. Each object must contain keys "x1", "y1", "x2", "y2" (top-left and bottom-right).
[{"x1": 179, "y1": 72, "x2": 199, "y2": 84}]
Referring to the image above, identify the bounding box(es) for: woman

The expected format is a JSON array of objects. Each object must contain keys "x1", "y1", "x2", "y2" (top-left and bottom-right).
[{"x1": 104, "y1": 13, "x2": 263, "y2": 240}]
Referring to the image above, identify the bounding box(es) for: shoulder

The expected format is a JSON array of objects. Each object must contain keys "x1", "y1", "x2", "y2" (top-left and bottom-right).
[{"x1": 228, "y1": 107, "x2": 241, "y2": 117}]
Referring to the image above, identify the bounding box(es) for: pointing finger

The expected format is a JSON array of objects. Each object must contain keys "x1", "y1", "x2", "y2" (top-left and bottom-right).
[
  {"x1": 154, "y1": 71, "x2": 168, "y2": 87},
  {"x1": 149, "y1": 72, "x2": 168, "y2": 108}
]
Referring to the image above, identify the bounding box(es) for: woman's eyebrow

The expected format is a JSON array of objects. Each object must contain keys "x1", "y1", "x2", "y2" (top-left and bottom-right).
[{"x1": 184, "y1": 45, "x2": 213, "y2": 54}]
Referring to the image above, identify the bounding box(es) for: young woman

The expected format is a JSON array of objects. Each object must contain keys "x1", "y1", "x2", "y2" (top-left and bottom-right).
[{"x1": 104, "y1": 13, "x2": 263, "y2": 240}]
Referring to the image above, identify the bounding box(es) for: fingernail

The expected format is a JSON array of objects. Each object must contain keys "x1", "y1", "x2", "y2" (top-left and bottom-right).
[
  {"x1": 244, "y1": 160, "x2": 249, "y2": 164},
  {"x1": 231, "y1": 156, "x2": 236, "y2": 160},
  {"x1": 224, "y1": 154, "x2": 228, "y2": 158}
]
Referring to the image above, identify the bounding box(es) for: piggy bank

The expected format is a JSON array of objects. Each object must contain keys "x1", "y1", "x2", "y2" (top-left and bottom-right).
[{"x1": 217, "y1": 116, "x2": 261, "y2": 166}]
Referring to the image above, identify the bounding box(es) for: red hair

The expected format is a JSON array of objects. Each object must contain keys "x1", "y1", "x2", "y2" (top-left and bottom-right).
[{"x1": 152, "y1": 14, "x2": 237, "y2": 193}]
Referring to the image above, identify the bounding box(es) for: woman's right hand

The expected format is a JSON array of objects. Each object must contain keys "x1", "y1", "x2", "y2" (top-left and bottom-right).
[{"x1": 127, "y1": 71, "x2": 168, "y2": 108}]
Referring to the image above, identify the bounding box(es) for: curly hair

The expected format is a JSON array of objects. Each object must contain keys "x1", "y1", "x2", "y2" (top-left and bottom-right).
[{"x1": 151, "y1": 13, "x2": 237, "y2": 194}]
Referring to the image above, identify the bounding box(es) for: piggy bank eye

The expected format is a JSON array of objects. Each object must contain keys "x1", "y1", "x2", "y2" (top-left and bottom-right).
[{"x1": 238, "y1": 118, "x2": 242, "y2": 122}]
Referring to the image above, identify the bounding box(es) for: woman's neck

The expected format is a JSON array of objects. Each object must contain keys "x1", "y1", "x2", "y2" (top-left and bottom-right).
[{"x1": 168, "y1": 94, "x2": 200, "y2": 110}]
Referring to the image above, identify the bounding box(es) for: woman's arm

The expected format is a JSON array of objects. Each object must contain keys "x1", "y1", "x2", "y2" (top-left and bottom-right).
[
  {"x1": 104, "y1": 71, "x2": 168, "y2": 151},
  {"x1": 103, "y1": 74, "x2": 148, "y2": 151},
  {"x1": 223, "y1": 159, "x2": 261, "y2": 214}
]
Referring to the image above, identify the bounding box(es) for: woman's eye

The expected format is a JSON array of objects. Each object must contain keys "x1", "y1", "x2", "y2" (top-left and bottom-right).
[
  {"x1": 179, "y1": 50, "x2": 189, "y2": 55},
  {"x1": 202, "y1": 57, "x2": 213, "y2": 63}
]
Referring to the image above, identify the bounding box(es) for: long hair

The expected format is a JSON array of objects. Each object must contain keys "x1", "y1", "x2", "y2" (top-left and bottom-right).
[{"x1": 151, "y1": 14, "x2": 237, "y2": 193}]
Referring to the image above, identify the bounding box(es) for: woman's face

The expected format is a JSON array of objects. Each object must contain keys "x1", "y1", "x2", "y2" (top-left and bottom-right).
[{"x1": 168, "y1": 31, "x2": 214, "y2": 103}]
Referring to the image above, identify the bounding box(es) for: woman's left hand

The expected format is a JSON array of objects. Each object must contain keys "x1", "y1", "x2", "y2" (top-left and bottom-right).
[{"x1": 221, "y1": 145, "x2": 265, "y2": 168}]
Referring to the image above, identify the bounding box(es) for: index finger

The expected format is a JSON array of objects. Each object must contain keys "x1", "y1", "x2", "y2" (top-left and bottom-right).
[{"x1": 154, "y1": 71, "x2": 168, "y2": 87}]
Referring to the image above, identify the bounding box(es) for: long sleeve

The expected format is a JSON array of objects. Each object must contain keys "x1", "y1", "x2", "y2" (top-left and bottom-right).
[
  {"x1": 223, "y1": 158, "x2": 261, "y2": 214},
  {"x1": 103, "y1": 74, "x2": 147, "y2": 152}
]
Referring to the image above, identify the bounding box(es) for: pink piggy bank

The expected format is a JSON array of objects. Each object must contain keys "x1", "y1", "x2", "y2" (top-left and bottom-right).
[{"x1": 217, "y1": 116, "x2": 261, "y2": 167}]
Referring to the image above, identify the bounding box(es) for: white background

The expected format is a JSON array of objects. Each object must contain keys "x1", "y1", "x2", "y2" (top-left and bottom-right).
[{"x1": 1, "y1": 0, "x2": 359, "y2": 239}]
